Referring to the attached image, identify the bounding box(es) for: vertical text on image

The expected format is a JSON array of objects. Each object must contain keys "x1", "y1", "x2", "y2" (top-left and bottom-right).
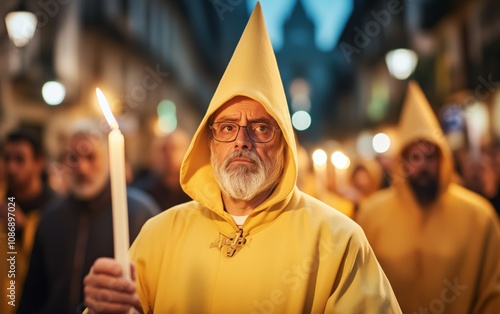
[{"x1": 6, "y1": 197, "x2": 17, "y2": 307}]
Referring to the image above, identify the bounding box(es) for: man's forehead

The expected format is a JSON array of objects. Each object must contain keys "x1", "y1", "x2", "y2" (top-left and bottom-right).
[
  {"x1": 4, "y1": 141, "x2": 36, "y2": 158},
  {"x1": 70, "y1": 133, "x2": 98, "y2": 144},
  {"x1": 68, "y1": 134, "x2": 105, "y2": 153},
  {"x1": 4, "y1": 141, "x2": 32, "y2": 151},
  {"x1": 403, "y1": 139, "x2": 439, "y2": 154},
  {"x1": 213, "y1": 96, "x2": 273, "y2": 121}
]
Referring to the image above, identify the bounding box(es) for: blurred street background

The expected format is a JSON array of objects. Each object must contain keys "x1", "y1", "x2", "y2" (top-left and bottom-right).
[{"x1": 1, "y1": 0, "x2": 499, "y2": 184}]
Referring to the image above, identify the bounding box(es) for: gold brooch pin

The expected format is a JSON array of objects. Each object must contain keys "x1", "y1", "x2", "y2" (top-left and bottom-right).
[{"x1": 210, "y1": 229, "x2": 247, "y2": 257}]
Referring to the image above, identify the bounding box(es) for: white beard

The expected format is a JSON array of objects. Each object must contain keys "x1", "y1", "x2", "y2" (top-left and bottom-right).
[
  {"x1": 68, "y1": 167, "x2": 109, "y2": 200},
  {"x1": 211, "y1": 146, "x2": 284, "y2": 201}
]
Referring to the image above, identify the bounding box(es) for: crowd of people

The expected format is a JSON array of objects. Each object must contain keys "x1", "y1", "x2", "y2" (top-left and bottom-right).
[
  {"x1": 0, "y1": 119, "x2": 190, "y2": 313},
  {"x1": 1, "y1": 3, "x2": 499, "y2": 314}
]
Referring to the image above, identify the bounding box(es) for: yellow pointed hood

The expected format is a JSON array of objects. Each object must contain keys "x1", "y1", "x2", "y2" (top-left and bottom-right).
[
  {"x1": 394, "y1": 80, "x2": 453, "y2": 197},
  {"x1": 180, "y1": 3, "x2": 297, "y2": 227}
]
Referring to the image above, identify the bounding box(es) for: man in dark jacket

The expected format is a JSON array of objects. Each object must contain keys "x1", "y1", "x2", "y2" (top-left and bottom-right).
[
  {"x1": 0, "y1": 129, "x2": 60, "y2": 314},
  {"x1": 18, "y1": 120, "x2": 159, "y2": 314}
]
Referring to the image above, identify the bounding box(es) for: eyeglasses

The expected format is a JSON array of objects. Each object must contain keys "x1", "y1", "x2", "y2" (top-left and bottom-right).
[{"x1": 209, "y1": 122, "x2": 279, "y2": 143}]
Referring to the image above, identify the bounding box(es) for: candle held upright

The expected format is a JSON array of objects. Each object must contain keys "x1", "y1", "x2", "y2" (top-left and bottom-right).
[
  {"x1": 96, "y1": 88, "x2": 131, "y2": 281},
  {"x1": 312, "y1": 149, "x2": 327, "y2": 199}
]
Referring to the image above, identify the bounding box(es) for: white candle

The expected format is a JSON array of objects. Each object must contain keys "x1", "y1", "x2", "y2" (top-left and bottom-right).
[
  {"x1": 312, "y1": 149, "x2": 327, "y2": 199},
  {"x1": 96, "y1": 88, "x2": 131, "y2": 281},
  {"x1": 330, "y1": 151, "x2": 351, "y2": 190}
]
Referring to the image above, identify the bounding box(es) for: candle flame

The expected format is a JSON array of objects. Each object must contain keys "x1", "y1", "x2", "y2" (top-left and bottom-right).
[
  {"x1": 96, "y1": 88, "x2": 119, "y2": 129},
  {"x1": 312, "y1": 149, "x2": 327, "y2": 167},
  {"x1": 331, "y1": 151, "x2": 351, "y2": 170}
]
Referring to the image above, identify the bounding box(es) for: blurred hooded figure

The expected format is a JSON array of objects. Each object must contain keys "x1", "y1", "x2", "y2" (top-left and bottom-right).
[
  {"x1": 344, "y1": 158, "x2": 384, "y2": 218},
  {"x1": 82, "y1": 4, "x2": 401, "y2": 313},
  {"x1": 349, "y1": 159, "x2": 383, "y2": 198},
  {"x1": 357, "y1": 81, "x2": 500, "y2": 314}
]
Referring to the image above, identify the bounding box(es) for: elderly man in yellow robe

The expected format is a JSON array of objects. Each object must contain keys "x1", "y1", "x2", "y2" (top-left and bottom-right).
[
  {"x1": 82, "y1": 3, "x2": 401, "y2": 314},
  {"x1": 357, "y1": 81, "x2": 500, "y2": 314}
]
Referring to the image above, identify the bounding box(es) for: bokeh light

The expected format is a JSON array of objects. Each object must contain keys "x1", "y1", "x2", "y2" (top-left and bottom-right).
[
  {"x1": 42, "y1": 81, "x2": 66, "y2": 106},
  {"x1": 356, "y1": 131, "x2": 376, "y2": 159},
  {"x1": 312, "y1": 149, "x2": 327, "y2": 166},
  {"x1": 330, "y1": 151, "x2": 351, "y2": 169},
  {"x1": 372, "y1": 133, "x2": 391, "y2": 153},
  {"x1": 157, "y1": 100, "x2": 177, "y2": 134},
  {"x1": 385, "y1": 49, "x2": 418, "y2": 80},
  {"x1": 292, "y1": 110, "x2": 312, "y2": 131}
]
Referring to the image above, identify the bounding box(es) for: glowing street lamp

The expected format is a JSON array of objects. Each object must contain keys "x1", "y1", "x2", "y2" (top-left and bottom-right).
[
  {"x1": 385, "y1": 48, "x2": 418, "y2": 80},
  {"x1": 5, "y1": 2, "x2": 37, "y2": 47},
  {"x1": 42, "y1": 81, "x2": 66, "y2": 106}
]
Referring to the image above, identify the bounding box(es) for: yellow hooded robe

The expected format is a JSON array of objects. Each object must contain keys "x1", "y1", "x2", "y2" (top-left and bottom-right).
[
  {"x1": 129, "y1": 4, "x2": 401, "y2": 313},
  {"x1": 357, "y1": 81, "x2": 500, "y2": 314}
]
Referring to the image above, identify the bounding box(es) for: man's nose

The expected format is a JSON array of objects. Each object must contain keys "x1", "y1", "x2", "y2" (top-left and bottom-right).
[
  {"x1": 234, "y1": 127, "x2": 253, "y2": 150},
  {"x1": 76, "y1": 157, "x2": 91, "y2": 174}
]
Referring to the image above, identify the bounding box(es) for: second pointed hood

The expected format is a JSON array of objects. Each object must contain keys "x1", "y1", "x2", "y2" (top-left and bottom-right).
[
  {"x1": 393, "y1": 81, "x2": 453, "y2": 197},
  {"x1": 180, "y1": 3, "x2": 297, "y2": 223}
]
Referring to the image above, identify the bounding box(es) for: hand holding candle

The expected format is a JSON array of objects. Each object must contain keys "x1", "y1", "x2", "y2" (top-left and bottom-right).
[{"x1": 96, "y1": 88, "x2": 131, "y2": 282}]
